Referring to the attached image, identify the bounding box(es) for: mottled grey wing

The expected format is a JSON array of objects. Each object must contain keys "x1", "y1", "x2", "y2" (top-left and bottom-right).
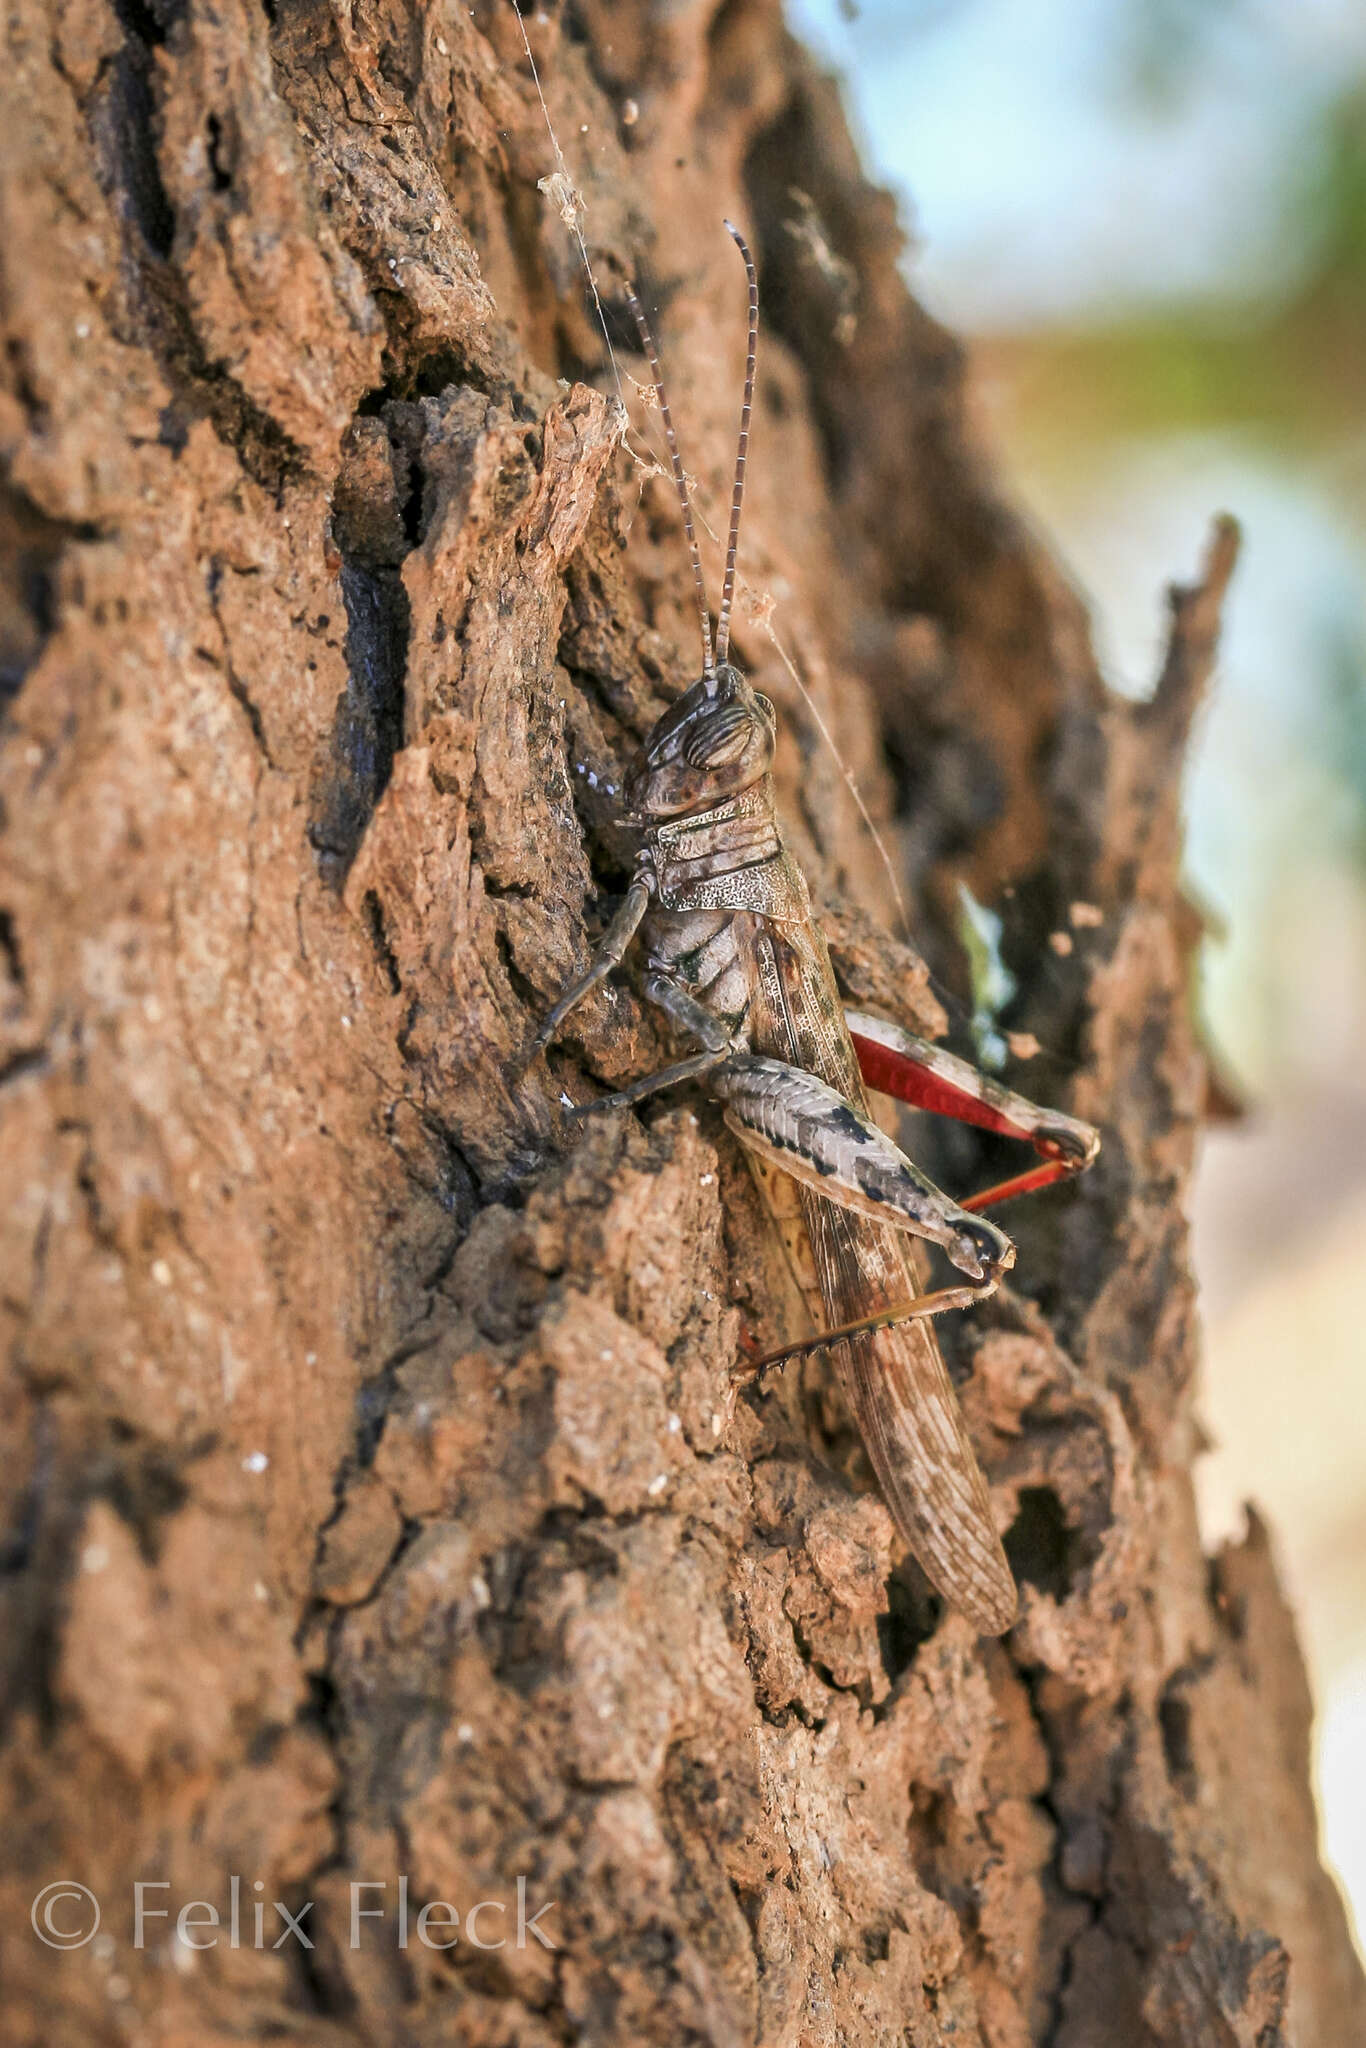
[
  {"x1": 806, "y1": 1193, "x2": 1018, "y2": 1635},
  {"x1": 740, "y1": 915, "x2": 1017, "y2": 1632}
]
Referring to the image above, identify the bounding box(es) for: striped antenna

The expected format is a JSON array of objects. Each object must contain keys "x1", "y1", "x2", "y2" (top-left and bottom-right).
[
  {"x1": 714, "y1": 222, "x2": 758, "y2": 669},
  {"x1": 625, "y1": 283, "x2": 715, "y2": 684}
]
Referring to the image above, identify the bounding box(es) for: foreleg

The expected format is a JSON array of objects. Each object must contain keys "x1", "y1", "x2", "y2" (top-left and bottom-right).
[{"x1": 523, "y1": 876, "x2": 652, "y2": 1062}]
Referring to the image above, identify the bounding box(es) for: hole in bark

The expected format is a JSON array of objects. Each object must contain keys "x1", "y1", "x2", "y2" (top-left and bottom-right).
[
  {"x1": 157, "y1": 405, "x2": 190, "y2": 455},
  {"x1": 102, "y1": 1442, "x2": 190, "y2": 1562},
  {"x1": 861, "y1": 1924, "x2": 891, "y2": 1965},
  {"x1": 283, "y1": 1894, "x2": 358, "y2": 2020},
  {"x1": 425, "y1": 1127, "x2": 477, "y2": 1229},
  {"x1": 109, "y1": 0, "x2": 175, "y2": 52},
  {"x1": 0, "y1": 1458, "x2": 41, "y2": 1577},
  {"x1": 301, "y1": 1669, "x2": 343, "y2": 1740},
  {"x1": 876, "y1": 1567, "x2": 940, "y2": 1686},
  {"x1": 206, "y1": 112, "x2": 232, "y2": 193},
  {"x1": 308, "y1": 560, "x2": 409, "y2": 887},
  {"x1": 1159, "y1": 1684, "x2": 1196, "y2": 1797},
  {"x1": 353, "y1": 1376, "x2": 395, "y2": 1470},
  {"x1": 493, "y1": 928, "x2": 543, "y2": 1015},
  {"x1": 1003, "y1": 1485, "x2": 1078, "y2": 1601},
  {"x1": 401, "y1": 456, "x2": 425, "y2": 546},
  {"x1": 0, "y1": 1416, "x2": 65, "y2": 1737},
  {"x1": 102, "y1": 44, "x2": 175, "y2": 257},
  {"x1": 362, "y1": 891, "x2": 401, "y2": 993},
  {"x1": 0, "y1": 1048, "x2": 47, "y2": 1090},
  {"x1": 0, "y1": 485, "x2": 101, "y2": 709}
]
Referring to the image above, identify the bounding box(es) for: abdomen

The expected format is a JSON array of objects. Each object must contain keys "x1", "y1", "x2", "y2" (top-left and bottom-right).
[{"x1": 644, "y1": 906, "x2": 750, "y2": 1029}]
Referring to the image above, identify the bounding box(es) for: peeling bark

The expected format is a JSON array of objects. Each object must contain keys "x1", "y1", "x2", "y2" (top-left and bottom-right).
[{"x1": 1, "y1": 3, "x2": 1361, "y2": 2044}]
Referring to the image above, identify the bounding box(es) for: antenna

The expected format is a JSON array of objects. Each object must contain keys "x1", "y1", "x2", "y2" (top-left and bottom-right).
[
  {"x1": 624, "y1": 284, "x2": 715, "y2": 684},
  {"x1": 715, "y1": 222, "x2": 758, "y2": 669}
]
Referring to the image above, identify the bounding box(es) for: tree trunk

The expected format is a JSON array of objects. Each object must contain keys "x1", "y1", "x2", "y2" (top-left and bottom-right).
[{"x1": 2, "y1": 2, "x2": 1361, "y2": 2043}]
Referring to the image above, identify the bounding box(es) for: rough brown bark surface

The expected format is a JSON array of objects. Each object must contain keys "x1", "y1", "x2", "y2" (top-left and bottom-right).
[{"x1": 1, "y1": 2, "x2": 1361, "y2": 2043}]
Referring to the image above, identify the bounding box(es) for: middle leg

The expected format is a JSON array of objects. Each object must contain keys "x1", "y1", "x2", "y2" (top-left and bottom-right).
[{"x1": 570, "y1": 970, "x2": 746, "y2": 1115}]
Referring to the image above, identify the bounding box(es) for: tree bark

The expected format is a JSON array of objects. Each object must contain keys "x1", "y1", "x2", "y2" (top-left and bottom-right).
[{"x1": 1, "y1": 2, "x2": 1361, "y2": 2043}]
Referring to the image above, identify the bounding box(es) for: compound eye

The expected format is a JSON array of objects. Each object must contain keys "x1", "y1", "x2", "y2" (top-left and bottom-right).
[
  {"x1": 753, "y1": 692, "x2": 777, "y2": 729},
  {"x1": 683, "y1": 703, "x2": 754, "y2": 769}
]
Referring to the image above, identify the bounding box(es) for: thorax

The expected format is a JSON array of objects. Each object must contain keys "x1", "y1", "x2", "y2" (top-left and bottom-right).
[
  {"x1": 640, "y1": 777, "x2": 810, "y2": 922},
  {"x1": 637, "y1": 784, "x2": 851, "y2": 1088}
]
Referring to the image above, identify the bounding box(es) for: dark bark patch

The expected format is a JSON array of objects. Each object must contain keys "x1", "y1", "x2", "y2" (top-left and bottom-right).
[
  {"x1": 1004, "y1": 1483, "x2": 1080, "y2": 1601},
  {"x1": 309, "y1": 559, "x2": 409, "y2": 886},
  {"x1": 0, "y1": 485, "x2": 100, "y2": 710}
]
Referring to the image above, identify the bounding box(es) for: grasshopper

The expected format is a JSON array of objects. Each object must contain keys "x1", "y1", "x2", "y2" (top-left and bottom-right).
[{"x1": 530, "y1": 226, "x2": 1099, "y2": 1633}]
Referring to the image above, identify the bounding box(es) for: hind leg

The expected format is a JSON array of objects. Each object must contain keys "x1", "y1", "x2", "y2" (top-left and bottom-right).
[{"x1": 844, "y1": 1009, "x2": 1099, "y2": 1212}]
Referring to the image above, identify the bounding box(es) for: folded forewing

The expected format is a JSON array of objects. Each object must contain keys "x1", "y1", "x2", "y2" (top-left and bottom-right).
[{"x1": 802, "y1": 1189, "x2": 1018, "y2": 1635}]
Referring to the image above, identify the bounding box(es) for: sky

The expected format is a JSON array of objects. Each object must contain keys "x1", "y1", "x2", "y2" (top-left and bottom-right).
[{"x1": 789, "y1": 0, "x2": 1366, "y2": 327}]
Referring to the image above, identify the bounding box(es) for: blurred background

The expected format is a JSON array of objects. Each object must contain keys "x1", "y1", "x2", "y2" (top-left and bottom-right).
[{"x1": 788, "y1": 0, "x2": 1366, "y2": 1943}]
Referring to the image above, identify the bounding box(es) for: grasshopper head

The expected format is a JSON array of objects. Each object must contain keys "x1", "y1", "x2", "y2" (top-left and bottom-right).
[{"x1": 626, "y1": 662, "x2": 777, "y2": 820}]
